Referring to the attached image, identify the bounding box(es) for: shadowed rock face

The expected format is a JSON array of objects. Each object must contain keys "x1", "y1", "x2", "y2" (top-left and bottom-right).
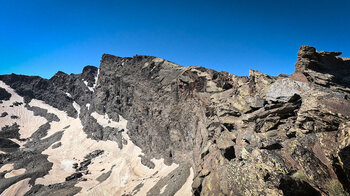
[
  {"x1": 0, "y1": 87, "x2": 11, "y2": 101},
  {"x1": 1, "y1": 46, "x2": 350, "y2": 195}
]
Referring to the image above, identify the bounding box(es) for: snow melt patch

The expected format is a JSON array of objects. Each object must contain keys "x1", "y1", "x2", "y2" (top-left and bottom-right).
[
  {"x1": 32, "y1": 101, "x2": 179, "y2": 196},
  {"x1": 0, "y1": 81, "x2": 47, "y2": 139}
]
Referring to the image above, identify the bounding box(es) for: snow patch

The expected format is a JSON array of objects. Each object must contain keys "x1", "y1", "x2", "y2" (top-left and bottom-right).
[
  {"x1": 65, "y1": 92, "x2": 72, "y2": 98},
  {"x1": 73, "y1": 101, "x2": 81, "y2": 116},
  {"x1": 92, "y1": 69, "x2": 99, "y2": 90},
  {"x1": 160, "y1": 184, "x2": 168, "y2": 194},
  {"x1": 120, "y1": 169, "x2": 130, "y2": 187},
  {"x1": 1, "y1": 178, "x2": 32, "y2": 196},
  {"x1": 0, "y1": 163, "x2": 14, "y2": 173},
  {"x1": 4, "y1": 168, "x2": 26, "y2": 178},
  {"x1": 61, "y1": 160, "x2": 75, "y2": 172}
]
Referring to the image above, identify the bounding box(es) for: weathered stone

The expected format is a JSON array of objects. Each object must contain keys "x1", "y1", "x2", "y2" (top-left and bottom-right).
[
  {"x1": 217, "y1": 131, "x2": 235, "y2": 150},
  {"x1": 266, "y1": 78, "x2": 309, "y2": 102},
  {"x1": 246, "y1": 96, "x2": 265, "y2": 109}
]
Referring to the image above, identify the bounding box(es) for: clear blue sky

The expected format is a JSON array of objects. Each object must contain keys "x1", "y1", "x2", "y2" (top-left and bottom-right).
[{"x1": 0, "y1": 0, "x2": 349, "y2": 78}]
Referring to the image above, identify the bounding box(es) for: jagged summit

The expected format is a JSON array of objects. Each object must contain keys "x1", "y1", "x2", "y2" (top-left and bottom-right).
[
  {"x1": 293, "y1": 45, "x2": 350, "y2": 89},
  {"x1": 1, "y1": 46, "x2": 350, "y2": 195}
]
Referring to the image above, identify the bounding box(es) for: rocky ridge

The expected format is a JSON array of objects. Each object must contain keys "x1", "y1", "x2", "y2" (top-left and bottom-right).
[{"x1": 0, "y1": 46, "x2": 350, "y2": 195}]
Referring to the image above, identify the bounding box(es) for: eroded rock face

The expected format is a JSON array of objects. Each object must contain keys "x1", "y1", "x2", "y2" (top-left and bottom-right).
[{"x1": 1, "y1": 46, "x2": 350, "y2": 195}]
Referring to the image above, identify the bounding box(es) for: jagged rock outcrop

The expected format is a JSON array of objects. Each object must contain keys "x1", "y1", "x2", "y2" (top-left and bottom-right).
[{"x1": 1, "y1": 46, "x2": 350, "y2": 195}]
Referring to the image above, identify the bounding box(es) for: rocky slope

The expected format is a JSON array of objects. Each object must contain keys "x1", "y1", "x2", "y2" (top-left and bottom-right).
[{"x1": 1, "y1": 46, "x2": 350, "y2": 195}]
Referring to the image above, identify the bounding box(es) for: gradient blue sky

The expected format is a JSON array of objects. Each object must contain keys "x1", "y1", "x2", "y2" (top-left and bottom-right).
[{"x1": 0, "y1": 0, "x2": 349, "y2": 78}]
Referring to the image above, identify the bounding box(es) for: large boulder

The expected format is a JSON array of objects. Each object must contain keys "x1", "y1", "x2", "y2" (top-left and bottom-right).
[{"x1": 266, "y1": 78, "x2": 309, "y2": 102}]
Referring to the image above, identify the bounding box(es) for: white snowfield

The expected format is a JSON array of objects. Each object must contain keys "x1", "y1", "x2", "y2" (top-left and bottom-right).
[{"x1": 0, "y1": 81, "x2": 193, "y2": 196}]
